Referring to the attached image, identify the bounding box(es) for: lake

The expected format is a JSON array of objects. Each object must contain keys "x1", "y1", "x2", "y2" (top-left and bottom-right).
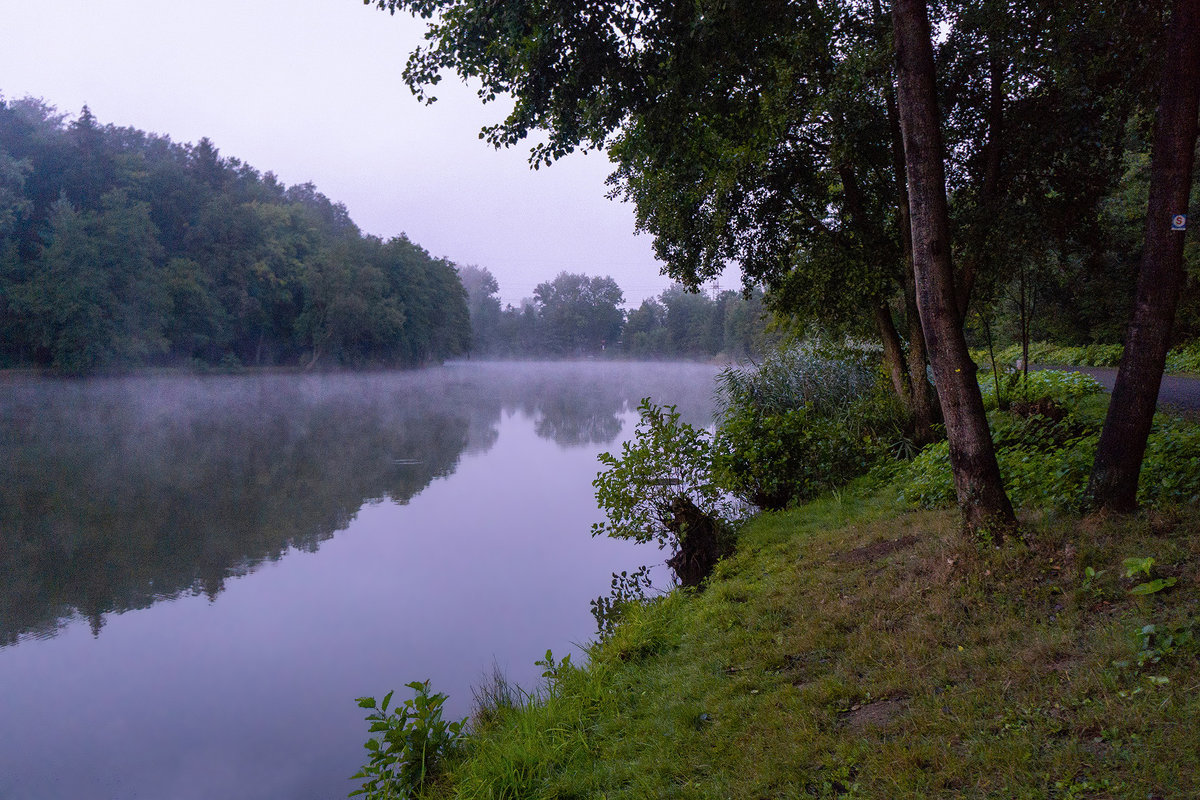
[{"x1": 0, "y1": 361, "x2": 721, "y2": 800}]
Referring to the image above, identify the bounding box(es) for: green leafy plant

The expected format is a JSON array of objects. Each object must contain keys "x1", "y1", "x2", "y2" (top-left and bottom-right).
[
  {"x1": 1113, "y1": 621, "x2": 1199, "y2": 674},
  {"x1": 590, "y1": 565, "x2": 654, "y2": 636},
  {"x1": 1138, "y1": 416, "x2": 1200, "y2": 505},
  {"x1": 592, "y1": 399, "x2": 736, "y2": 547},
  {"x1": 351, "y1": 681, "x2": 466, "y2": 799},
  {"x1": 976, "y1": 368, "x2": 1105, "y2": 409},
  {"x1": 593, "y1": 399, "x2": 741, "y2": 586},
  {"x1": 1122, "y1": 557, "x2": 1178, "y2": 596},
  {"x1": 1081, "y1": 565, "x2": 1108, "y2": 598}
]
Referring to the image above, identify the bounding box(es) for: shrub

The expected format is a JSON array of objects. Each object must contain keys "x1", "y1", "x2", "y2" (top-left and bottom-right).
[
  {"x1": 714, "y1": 340, "x2": 880, "y2": 417},
  {"x1": 712, "y1": 342, "x2": 903, "y2": 510},
  {"x1": 899, "y1": 369, "x2": 1200, "y2": 512},
  {"x1": 714, "y1": 401, "x2": 885, "y2": 509},
  {"x1": 1165, "y1": 342, "x2": 1200, "y2": 374},
  {"x1": 592, "y1": 399, "x2": 741, "y2": 586}
]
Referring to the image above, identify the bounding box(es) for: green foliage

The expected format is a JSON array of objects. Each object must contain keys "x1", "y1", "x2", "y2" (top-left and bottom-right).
[
  {"x1": 1165, "y1": 342, "x2": 1200, "y2": 374},
  {"x1": 901, "y1": 368, "x2": 1200, "y2": 512},
  {"x1": 715, "y1": 342, "x2": 881, "y2": 417},
  {"x1": 715, "y1": 404, "x2": 885, "y2": 510},
  {"x1": 1137, "y1": 416, "x2": 1200, "y2": 506},
  {"x1": 410, "y1": 496, "x2": 1200, "y2": 798},
  {"x1": 712, "y1": 343, "x2": 901, "y2": 509},
  {"x1": 976, "y1": 368, "x2": 1106, "y2": 409},
  {"x1": 591, "y1": 398, "x2": 739, "y2": 549},
  {"x1": 1122, "y1": 557, "x2": 1179, "y2": 596},
  {"x1": 532, "y1": 271, "x2": 625, "y2": 355},
  {"x1": 0, "y1": 98, "x2": 470, "y2": 373},
  {"x1": 590, "y1": 566, "x2": 653, "y2": 637},
  {"x1": 973, "y1": 340, "x2": 1200, "y2": 375},
  {"x1": 351, "y1": 681, "x2": 466, "y2": 799},
  {"x1": 973, "y1": 342, "x2": 1127, "y2": 370}
]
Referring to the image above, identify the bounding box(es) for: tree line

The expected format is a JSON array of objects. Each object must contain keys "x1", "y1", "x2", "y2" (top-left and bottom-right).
[
  {"x1": 458, "y1": 265, "x2": 776, "y2": 359},
  {"x1": 371, "y1": 0, "x2": 1199, "y2": 522},
  {"x1": 0, "y1": 97, "x2": 470, "y2": 374}
]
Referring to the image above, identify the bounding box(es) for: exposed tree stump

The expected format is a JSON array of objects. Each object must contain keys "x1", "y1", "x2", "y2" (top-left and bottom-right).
[{"x1": 665, "y1": 496, "x2": 725, "y2": 588}]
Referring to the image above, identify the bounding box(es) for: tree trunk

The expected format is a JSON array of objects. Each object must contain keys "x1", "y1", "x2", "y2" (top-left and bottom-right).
[
  {"x1": 875, "y1": 302, "x2": 911, "y2": 403},
  {"x1": 1089, "y1": 0, "x2": 1200, "y2": 512},
  {"x1": 887, "y1": 67, "x2": 939, "y2": 446},
  {"x1": 874, "y1": 0, "x2": 940, "y2": 446},
  {"x1": 892, "y1": 0, "x2": 1016, "y2": 535},
  {"x1": 904, "y1": 268, "x2": 939, "y2": 444}
]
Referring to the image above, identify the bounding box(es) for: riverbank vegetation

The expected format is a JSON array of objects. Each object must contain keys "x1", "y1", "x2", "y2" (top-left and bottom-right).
[
  {"x1": 397, "y1": 499, "x2": 1199, "y2": 798},
  {"x1": 353, "y1": 357, "x2": 1200, "y2": 798}
]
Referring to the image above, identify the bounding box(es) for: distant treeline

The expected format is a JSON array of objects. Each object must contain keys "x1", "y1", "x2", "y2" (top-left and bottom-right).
[
  {"x1": 0, "y1": 97, "x2": 469, "y2": 374},
  {"x1": 460, "y1": 266, "x2": 776, "y2": 360}
]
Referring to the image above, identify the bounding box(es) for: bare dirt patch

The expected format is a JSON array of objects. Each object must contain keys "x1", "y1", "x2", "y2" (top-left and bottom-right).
[
  {"x1": 836, "y1": 535, "x2": 919, "y2": 565},
  {"x1": 838, "y1": 698, "x2": 909, "y2": 731}
]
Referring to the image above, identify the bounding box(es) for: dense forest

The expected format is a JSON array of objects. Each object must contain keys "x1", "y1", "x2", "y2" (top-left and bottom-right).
[
  {"x1": 459, "y1": 265, "x2": 777, "y2": 360},
  {"x1": 0, "y1": 96, "x2": 471, "y2": 373}
]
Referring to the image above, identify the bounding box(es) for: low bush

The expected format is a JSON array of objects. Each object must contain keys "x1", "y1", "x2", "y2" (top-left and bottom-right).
[
  {"x1": 712, "y1": 342, "x2": 904, "y2": 510},
  {"x1": 1140, "y1": 416, "x2": 1200, "y2": 506},
  {"x1": 592, "y1": 399, "x2": 742, "y2": 587},
  {"x1": 714, "y1": 400, "x2": 888, "y2": 509},
  {"x1": 351, "y1": 681, "x2": 466, "y2": 799},
  {"x1": 975, "y1": 339, "x2": 1200, "y2": 373}
]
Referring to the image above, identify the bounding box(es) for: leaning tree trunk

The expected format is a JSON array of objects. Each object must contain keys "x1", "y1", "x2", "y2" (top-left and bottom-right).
[
  {"x1": 1089, "y1": 0, "x2": 1200, "y2": 512},
  {"x1": 892, "y1": 0, "x2": 1016, "y2": 536}
]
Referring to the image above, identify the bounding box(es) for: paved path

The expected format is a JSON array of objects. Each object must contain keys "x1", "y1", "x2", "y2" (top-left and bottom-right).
[{"x1": 1040, "y1": 365, "x2": 1200, "y2": 414}]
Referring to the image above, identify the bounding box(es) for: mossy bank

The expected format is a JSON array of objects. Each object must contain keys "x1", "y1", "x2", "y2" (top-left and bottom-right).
[{"x1": 399, "y1": 488, "x2": 1200, "y2": 799}]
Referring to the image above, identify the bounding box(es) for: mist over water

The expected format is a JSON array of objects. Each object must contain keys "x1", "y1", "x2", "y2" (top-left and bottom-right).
[{"x1": 0, "y1": 361, "x2": 719, "y2": 800}]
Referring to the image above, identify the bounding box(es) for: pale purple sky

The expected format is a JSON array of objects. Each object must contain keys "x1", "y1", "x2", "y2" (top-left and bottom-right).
[{"x1": 0, "y1": 0, "x2": 733, "y2": 306}]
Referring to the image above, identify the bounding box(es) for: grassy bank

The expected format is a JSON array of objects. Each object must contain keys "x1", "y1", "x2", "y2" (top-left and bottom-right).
[{"x1": 409, "y1": 487, "x2": 1198, "y2": 799}]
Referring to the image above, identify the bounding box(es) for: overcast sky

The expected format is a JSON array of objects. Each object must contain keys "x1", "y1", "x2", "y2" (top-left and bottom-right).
[{"x1": 0, "y1": 0, "x2": 731, "y2": 307}]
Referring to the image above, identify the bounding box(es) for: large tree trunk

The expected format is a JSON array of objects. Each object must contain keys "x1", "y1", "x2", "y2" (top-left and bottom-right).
[
  {"x1": 892, "y1": 0, "x2": 1016, "y2": 535},
  {"x1": 1089, "y1": 0, "x2": 1200, "y2": 512},
  {"x1": 884, "y1": 48, "x2": 939, "y2": 446}
]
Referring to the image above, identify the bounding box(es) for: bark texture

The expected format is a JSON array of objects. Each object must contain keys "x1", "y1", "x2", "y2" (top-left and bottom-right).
[
  {"x1": 892, "y1": 0, "x2": 1016, "y2": 535},
  {"x1": 1089, "y1": 0, "x2": 1200, "y2": 511}
]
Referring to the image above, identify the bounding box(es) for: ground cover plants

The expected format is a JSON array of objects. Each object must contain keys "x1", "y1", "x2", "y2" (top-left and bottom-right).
[
  {"x1": 712, "y1": 342, "x2": 905, "y2": 511},
  {"x1": 900, "y1": 369, "x2": 1200, "y2": 511},
  {"x1": 975, "y1": 340, "x2": 1200, "y2": 374}
]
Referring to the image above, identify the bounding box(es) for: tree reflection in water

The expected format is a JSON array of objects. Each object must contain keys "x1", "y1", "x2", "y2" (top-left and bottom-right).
[{"x1": 0, "y1": 361, "x2": 718, "y2": 645}]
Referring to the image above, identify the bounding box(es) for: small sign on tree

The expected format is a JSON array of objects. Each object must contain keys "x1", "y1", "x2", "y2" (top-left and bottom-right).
[{"x1": 1171, "y1": 214, "x2": 1188, "y2": 231}]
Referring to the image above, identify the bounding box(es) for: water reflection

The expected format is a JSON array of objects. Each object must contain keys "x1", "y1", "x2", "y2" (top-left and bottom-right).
[{"x1": 0, "y1": 362, "x2": 716, "y2": 646}]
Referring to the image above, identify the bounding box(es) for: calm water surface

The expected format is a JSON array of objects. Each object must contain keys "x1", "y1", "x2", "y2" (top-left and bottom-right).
[{"x1": 0, "y1": 361, "x2": 720, "y2": 800}]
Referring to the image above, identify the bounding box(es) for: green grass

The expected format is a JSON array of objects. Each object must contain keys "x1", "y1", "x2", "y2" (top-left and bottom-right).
[{"x1": 414, "y1": 489, "x2": 1200, "y2": 799}]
